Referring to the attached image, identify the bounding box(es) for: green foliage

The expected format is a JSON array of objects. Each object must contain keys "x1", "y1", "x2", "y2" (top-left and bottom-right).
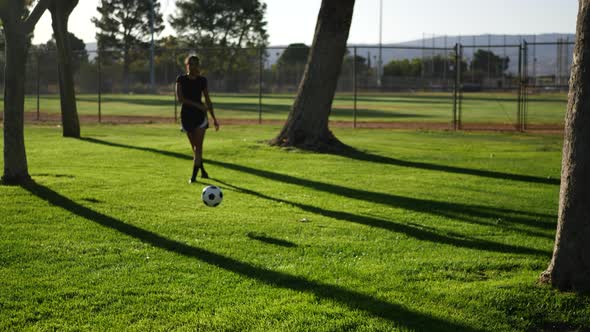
[
  {"x1": 271, "y1": 43, "x2": 310, "y2": 90},
  {"x1": 170, "y1": 0, "x2": 268, "y2": 48},
  {"x1": 38, "y1": 32, "x2": 87, "y2": 67},
  {"x1": 170, "y1": 0, "x2": 269, "y2": 91},
  {"x1": 341, "y1": 54, "x2": 373, "y2": 89},
  {"x1": 471, "y1": 49, "x2": 510, "y2": 77},
  {"x1": 384, "y1": 58, "x2": 423, "y2": 77},
  {"x1": 277, "y1": 43, "x2": 310, "y2": 67},
  {"x1": 92, "y1": 0, "x2": 164, "y2": 52},
  {"x1": 383, "y1": 56, "x2": 468, "y2": 78},
  {"x1": 91, "y1": 0, "x2": 164, "y2": 84},
  {"x1": 1, "y1": 125, "x2": 588, "y2": 330},
  {"x1": 23, "y1": 33, "x2": 87, "y2": 93}
]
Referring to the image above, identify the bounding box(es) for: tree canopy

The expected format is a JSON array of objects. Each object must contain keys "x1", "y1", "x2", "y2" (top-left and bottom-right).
[
  {"x1": 92, "y1": 0, "x2": 164, "y2": 52},
  {"x1": 277, "y1": 43, "x2": 310, "y2": 67},
  {"x1": 471, "y1": 49, "x2": 509, "y2": 77},
  {"x1": 170, "y1": 0, "x2": 268, "y2": 48},
  {"x1": 92, "y1": 0, "x2": 164, "y2": 91}
]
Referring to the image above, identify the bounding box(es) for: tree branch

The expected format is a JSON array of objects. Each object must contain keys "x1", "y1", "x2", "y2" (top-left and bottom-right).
[{"x1": 24, "y1": 0, "x2": 50, "y2": 33}]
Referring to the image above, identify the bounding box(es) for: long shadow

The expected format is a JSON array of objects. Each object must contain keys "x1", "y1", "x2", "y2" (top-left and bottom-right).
[
  {"x1": 335, "y1": 146, "x2": 560, "y2": 186},
  {"x1": 212, "y1": 102, "x2": 431, "y2": 119},
  {"x1": 21, "y1": 181, "x2": 482, "y2": 332},
  {"x1": 247, "y1": 232, "x2": 297, "y2": 248},
  {"x1": 215, "y1": 179, "x2": 550, "y2": 257},
  {"x1": 74, "y1": 94, "x2": 450, "y2": 114},
  {"x1": 206, "y1": 160, "x2": 556, "y2": 232},
  {"x1": 81, "y1": 136, "x2": 557, "y2": 187},
  {"x1": 79, "y1": 138, "x2": 556, "y2": 235},
  {"x1": 260, "y1": 93, "x2": 565, "y2": 104},
  {"x1": 76, "y1": 96, "x2": 174, "y2": 107},
  {"x1": 214, "y1": 102, "x2": 290, "y2": 114}
]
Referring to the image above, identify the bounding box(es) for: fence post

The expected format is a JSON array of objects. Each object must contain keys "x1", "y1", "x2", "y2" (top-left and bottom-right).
[
  {"x1": 258, "y1": 46, "x2": 263, "y2": 124},
  {"x1": 353, "y1": 46, "x2": 357, "y2": 128},
  {"x1": 516, "y1": 41, "x2": 522, "y2": 131},
  {"x1": 453, "y1": 44, "x2": 458, "y2": 130},
  {"x1": 98, "y1": 50, "x2": 102, "y2": 123},
  {"x1": 458, "y1": 44, "x2": 463, "y2": 130},
  {"x1": 523, "y1": 40, "x2": 528, "y2": 132},
  {"x1": 36, "y1": 52, "x2": 40, "y2": 121},
  {"x1": 173, "y1": 49, "x2": 177, "y2": 123}
]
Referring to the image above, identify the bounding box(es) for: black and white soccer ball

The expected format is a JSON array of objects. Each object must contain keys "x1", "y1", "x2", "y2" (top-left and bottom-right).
[{"x1": 202, "y1": 185, "x2": 223, "y2": 207}]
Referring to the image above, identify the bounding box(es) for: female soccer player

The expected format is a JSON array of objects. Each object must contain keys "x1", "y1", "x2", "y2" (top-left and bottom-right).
[{"x1": 176, "y1": 55, "x2": 220, "y2": 183}]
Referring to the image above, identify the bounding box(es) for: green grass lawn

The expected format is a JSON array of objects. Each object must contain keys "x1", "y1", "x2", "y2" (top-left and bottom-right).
[
  {"x1": 1, "y1": 124, "x2": 587, "y2": 331},
  {"x1": 6, "y1": 91, "x2": 568, "y2": 126},
  {"x1": 461, "y1": 92, "x2": 568, "y2": 125}
]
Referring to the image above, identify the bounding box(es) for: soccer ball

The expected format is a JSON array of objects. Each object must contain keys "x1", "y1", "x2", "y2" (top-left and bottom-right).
[{"x1": 202, "y1": 185, "x2": 223, "y2": 207}]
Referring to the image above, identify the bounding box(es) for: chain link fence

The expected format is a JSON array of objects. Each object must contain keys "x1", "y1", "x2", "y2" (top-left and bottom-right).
[{"x1": 0, "y1": 40, "x2": 574, "y2": 130}]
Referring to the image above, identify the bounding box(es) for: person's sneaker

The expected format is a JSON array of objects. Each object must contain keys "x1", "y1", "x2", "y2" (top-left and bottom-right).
[
  {"x1": 188, "y1": 178, "x2": 197, "y2": 184},
  {"x1": 201, "y1": 169, "x2": 209, "y2": 179}
]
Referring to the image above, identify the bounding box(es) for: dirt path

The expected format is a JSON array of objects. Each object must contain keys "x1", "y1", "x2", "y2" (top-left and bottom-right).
[{"x1": 0, "y1": 112, "x2": 563, "y2": 134}]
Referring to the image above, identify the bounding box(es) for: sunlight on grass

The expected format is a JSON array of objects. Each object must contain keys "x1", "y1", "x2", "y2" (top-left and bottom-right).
[
  {"x1": 1, "y1": 125, "x2": 587, "y2": 331},
  {"x1": 5, "y1": 91, "x2": 568, "y2": 126}
]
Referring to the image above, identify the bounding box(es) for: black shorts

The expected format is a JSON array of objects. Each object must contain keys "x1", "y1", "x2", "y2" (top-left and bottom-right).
[{"x1": 181, "y1": 108, "x2": 208, "y2": 132}]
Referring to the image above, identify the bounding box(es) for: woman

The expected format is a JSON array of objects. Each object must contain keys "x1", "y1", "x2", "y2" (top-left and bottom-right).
[{"x1": 176, "y1": 55, "x2": 220, "y2": 183}]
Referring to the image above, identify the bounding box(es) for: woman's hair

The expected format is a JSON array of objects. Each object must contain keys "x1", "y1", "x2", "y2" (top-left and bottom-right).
[{"x1": 184, "y1": 55, "x2": 200, "y2": 66}]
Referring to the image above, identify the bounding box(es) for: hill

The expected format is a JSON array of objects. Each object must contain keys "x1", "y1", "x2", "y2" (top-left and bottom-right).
[{"x1": 83, "y1": 33, "x2": 575, "y2": 76}]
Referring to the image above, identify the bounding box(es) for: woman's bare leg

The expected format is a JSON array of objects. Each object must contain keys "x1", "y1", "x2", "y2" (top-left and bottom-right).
[
  {"x1": 187, "y1": 128, "x2": 206, "y2": 182},
  {"x1": 193, "y1": 128, "x2": 209, "y2": 178}
]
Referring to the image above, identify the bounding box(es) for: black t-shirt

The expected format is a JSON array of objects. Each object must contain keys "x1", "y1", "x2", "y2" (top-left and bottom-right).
[{"x1": 176, "y1": 74, "x2": 207, "y2": 111}]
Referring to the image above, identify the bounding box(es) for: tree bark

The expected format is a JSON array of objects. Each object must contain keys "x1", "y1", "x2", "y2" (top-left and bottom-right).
[
  {"x1": 49, "y1": 0, "x2": 80, "y2": 138},
  {"x1": 270, "y1": 0, "x2": 355, "y2": 152},
  {"x1": 2, "y1": 22, "x2": 30, "y2": 184},
  {"x1": 540, "y1": 0, "x2": 590, "y2": 292},
  {"x1": 1, "y1": 0, "x2": 49, "y2": 185}
]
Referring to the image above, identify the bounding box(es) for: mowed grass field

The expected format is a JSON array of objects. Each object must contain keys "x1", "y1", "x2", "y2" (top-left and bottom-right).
[
  {"x1": 1, "y1": 124, "x2": 589, "y2": 331},
  {"x1": 5, "y1": 91, "x2": 568, "y2": 125}
]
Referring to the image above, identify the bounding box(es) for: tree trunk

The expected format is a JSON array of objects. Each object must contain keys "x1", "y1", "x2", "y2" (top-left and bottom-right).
[
  {"x1": 2, "y1": 21, "x2": 30, "y2": 184},
  {"x1": 540, "y1": 0, "x2": 590, "y2": 292},
  {"x1": 1, "y1": 0, "x2": 49, "y2": 185},
  {"x1": 270, "y1": 0, "x2": 355, "y2": 152},
  {"x1": 50, "y1": 0, "x2": 80, "y2": 138}
]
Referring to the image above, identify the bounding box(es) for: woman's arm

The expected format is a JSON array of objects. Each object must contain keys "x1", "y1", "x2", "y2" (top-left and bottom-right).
[
  {"x1": 203, "y1": 88, "x2": 219, "y2": 131},
  {"x1": 176, "y1": 82, "x2": 207, "y2": 112}
]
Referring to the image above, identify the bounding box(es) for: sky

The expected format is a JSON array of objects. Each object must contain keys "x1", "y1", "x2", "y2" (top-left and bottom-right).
[{"x1": 32, "y1": 0, "x2": 578, "y2": 46}]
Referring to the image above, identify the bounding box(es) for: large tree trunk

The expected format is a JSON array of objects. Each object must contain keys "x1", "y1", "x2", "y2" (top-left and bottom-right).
[
  {"x1": 270, "y1": 0, "x2": 355, "y2": 152},
  {"x1": 2, "y1": 23, "x2": 30, "y2": 184},
  {"x1": 540, "y1": 0, "x2": 590, "y2": 292},
  {"x1": 50, "y1": 0, "x2": 80, "y2": 138},
  {"x1": 1, "y1": 0, "x2": 49, "y2": 185}
]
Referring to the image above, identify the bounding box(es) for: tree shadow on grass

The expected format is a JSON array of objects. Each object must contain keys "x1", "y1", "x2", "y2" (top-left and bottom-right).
[
  {"x1": 334, "y1": 145, "x2": 560, "y2": 186},
  {"x1": 20, "y1": 181, "x2": 482, "y2": 332},
  {"x1": 79, "y1": 138, "x2": 556, "y2": 236},
  {"x1": 213, "y1": 102, "x2": 430, "y2": 120},
  {"x1": 75, "y1": 96, "x2": 174, "y2": 107},
  {"x1": 214, "y1": 179, "x2": 550, "y2": 257},
  {"x1": 246, "y1": 232, "x2": 297, "y2": 248},
  {"x1": 73, "y1": 95, "x2": 435, "y2": 119},
  {"x1": 205, "y1": 160, "x2": 556, "y2": 234}
]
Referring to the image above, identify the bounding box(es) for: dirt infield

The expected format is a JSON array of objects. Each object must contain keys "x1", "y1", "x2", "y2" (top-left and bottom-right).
[{"x1": 0, "y1": 112, "x2": 563, "y2": 134}]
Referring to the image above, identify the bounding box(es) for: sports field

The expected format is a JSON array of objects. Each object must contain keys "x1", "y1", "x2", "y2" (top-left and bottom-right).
[
  {"x1": 6, "y1": 91, "x2": 568, "y2": 127},
  {"x1": 1, "y1": 124, "x2": 588, "y2": 331}
]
